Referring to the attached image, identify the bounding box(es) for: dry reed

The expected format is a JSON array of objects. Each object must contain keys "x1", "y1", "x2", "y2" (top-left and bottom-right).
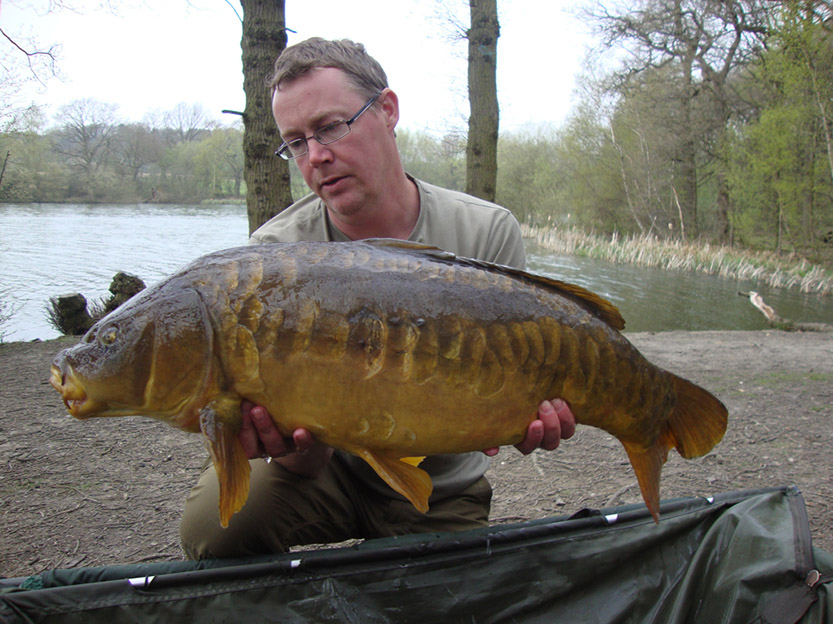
[{"x1": 522, "y1": 224, "x2": 833, "y2": 296}]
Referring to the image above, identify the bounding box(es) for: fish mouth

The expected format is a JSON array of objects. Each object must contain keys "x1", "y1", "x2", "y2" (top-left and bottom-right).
[{"x1": 50, "y1": 364, "x2": 102, "y2": 419}]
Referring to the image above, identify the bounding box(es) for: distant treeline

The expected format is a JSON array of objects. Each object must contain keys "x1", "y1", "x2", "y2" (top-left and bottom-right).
[
  {"x1": 1, "y1": 3, "x2": 831, "y2": 263},
  {"x1": 0, "y1": 102, "x2": 248, "y2": 204}
]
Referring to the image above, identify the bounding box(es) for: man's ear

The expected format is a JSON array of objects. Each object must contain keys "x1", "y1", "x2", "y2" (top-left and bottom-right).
[{"x1": 378, "y1": 88, "x2": 400, "y2": 132}]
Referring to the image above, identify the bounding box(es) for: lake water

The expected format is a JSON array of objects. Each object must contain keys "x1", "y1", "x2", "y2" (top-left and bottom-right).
[
  {"x1": 526, "y1": 248, "x2": 832, "y2": 333},
  {"x1": 1, "y1": 203, "x2": 831, "y2": 342},
  {"x1": 1, "y1": 203, "x2": 249, "y2": 342}
]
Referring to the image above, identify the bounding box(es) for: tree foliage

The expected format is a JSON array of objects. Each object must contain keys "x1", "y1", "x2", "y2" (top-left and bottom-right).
[
  {"x1": 526, "y1": 0, "x2": 833, "y2": 260},
  {"x1": 583, "y1": 0, "x2": 770, "y2": 240},
  {"x1": 725, "y1": 1, "x2": 833, "y2": 253}
]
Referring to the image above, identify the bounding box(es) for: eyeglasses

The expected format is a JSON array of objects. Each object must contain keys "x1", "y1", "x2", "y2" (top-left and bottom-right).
[{"x1": 275, "y1": 94, "x2": 381, "y2": 160}]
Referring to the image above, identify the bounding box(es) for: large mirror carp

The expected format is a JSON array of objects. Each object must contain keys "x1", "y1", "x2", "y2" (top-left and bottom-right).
[{"x1": 51, "y1": 239, "x2": 727, "y2": 527}]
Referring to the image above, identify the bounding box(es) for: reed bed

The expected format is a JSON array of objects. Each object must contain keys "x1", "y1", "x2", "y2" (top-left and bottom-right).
[{"x1": 522, "y1": 224, "x2": 833, "y2": 296}]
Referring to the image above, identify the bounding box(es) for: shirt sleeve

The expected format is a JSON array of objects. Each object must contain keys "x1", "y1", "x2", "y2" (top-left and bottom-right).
[{"x1": 486, "y1": 211, "x2": 527, "y2": 270}]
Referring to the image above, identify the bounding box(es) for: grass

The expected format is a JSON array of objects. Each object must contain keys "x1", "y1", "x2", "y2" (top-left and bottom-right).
[
  {"x1": 755, "y1": 371, "x2": 833, "y2": 386},
  {"x1": 523, "y1": 224, "x2": 833, "y2": 296}
]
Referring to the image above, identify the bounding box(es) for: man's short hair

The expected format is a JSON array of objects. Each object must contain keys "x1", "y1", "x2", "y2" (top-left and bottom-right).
[{"x1": 269, "y1": 37, "x2": 388, "y2": 99}]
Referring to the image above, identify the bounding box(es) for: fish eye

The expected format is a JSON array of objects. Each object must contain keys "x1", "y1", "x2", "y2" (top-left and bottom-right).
[{"x1": 98, "y1": 326, "x2": 119, "y2": 346}]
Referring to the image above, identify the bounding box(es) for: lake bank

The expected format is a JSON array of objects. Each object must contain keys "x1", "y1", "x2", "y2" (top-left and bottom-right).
[{"x1": 2, "y1": 330, "x2": 832, "y2": 577}]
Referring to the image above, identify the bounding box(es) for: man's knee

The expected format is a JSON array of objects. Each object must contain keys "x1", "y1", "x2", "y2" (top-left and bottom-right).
[{"x1": 179, "y1": 460, "x2": 290, "y2": 559}]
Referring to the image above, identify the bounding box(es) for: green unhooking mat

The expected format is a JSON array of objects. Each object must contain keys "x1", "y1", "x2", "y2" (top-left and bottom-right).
[{"x1": 1, "y1": 486, "x2": 831, "y2": 623}]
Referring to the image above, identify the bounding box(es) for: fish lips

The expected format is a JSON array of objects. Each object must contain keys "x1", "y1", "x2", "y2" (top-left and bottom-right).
[{"x1": 50, "y1": 362, "x2": 102, "y2": 420}]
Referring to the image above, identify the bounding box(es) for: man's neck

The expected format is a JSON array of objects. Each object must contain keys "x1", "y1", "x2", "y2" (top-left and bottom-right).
[{"x1": 328, "y1": 174, "x2": 420, "y2": 241}]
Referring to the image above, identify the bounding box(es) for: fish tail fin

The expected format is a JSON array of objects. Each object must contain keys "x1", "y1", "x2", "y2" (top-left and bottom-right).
[
  {"x1": 621, "y1": 374, "x2": 727, "y2": 523},
  {"x1": 666, "y1": 373, "x2": 728, "y2": 459},
  {"x1": 356, "y1": 450, "x2": 433, "y2": 513},
  {"x1": 199, "y1": 400, "x2": 252, "y2": 528}
]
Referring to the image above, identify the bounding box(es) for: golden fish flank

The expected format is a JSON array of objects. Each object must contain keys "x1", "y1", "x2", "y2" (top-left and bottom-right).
[{"x1": 50, "y1": 239, "x2": 728, "y2": 528}]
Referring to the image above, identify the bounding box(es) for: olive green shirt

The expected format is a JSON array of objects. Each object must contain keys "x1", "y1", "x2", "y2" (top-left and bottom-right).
[{"x1": 249, "y1": 176, "x2": 527, "y2": 502}]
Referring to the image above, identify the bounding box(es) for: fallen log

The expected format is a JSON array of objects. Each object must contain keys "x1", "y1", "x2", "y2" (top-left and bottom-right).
[{"x1": 739, "y1": 291, "x2": 833, "y2": 332}]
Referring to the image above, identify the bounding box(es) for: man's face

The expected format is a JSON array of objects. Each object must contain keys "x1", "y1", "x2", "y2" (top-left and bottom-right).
[{"x1": 272, "y1": 67, "x2": 396, "y2": 221}]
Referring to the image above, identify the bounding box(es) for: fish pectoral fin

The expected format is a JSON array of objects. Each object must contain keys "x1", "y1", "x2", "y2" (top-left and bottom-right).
[
  {"x1": 356, "y1": 450, "x2": 433, "y2": 514},
  {"x1": 199, "y1": 397, "x2": 250, "y2": 528},
  {"x1": 620, "y1": 438, "x2": 670, "y2": 524}
]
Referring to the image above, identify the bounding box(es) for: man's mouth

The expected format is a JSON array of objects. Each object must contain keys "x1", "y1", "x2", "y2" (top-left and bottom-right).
[{"x1": 320, "y1": 176, "x2": 346, "y2": 190}]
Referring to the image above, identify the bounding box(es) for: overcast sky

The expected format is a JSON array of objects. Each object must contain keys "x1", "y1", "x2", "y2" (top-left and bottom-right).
[{"x1": 3, "y1": 0, "x2": 592, "y2": 133}]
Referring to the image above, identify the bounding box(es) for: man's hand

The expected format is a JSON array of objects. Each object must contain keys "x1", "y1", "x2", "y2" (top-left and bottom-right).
[
  {"x1": 238, "y1": 400, "x2": 333, "y2": 478},
  {"x1": 483, "y1": 399, "x2": 576, "y2": 457}
]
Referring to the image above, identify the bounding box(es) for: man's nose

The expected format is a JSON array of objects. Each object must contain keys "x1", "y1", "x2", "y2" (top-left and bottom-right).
[{"x1": 307, "y1": 139, "x2": 334, "y2": 166}]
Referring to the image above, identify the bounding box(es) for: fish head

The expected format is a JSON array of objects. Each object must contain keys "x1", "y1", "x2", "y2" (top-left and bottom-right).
[{"x1": 50, "y1": 287, "x2": 213, "y2": 431}]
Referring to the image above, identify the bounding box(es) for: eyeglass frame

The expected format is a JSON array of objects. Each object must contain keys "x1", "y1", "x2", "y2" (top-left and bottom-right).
[{"x1": 274, "y1": 93, "x2": 381, "y2": 160}]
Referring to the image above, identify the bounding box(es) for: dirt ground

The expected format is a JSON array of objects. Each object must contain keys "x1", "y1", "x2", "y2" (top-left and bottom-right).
[{"x1": 1, "y1": 330, "x2": 832, "y2": 580}]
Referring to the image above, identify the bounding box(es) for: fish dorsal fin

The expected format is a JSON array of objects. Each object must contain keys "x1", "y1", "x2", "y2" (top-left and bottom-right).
[
  {"x1": 359, "y1": 238, "x2": 625, "y2": 331},
  {"x1": 361, "y1": 238, "x2": 454, "y2": 259},
  {"x1": 529, "y1": 276, "x2": 625, "y2": 331}
]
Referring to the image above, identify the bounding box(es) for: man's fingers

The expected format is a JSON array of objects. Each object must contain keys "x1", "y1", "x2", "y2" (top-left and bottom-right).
[
  {"x1": 484, "y1": 399, "x2": 575, "y2": 457},
  {"x1": 237, "y1": 405, "x2": 262, "y2": 459},
  {"x1": 291, "y1": 428, "x2": 316, "y2": 454},
  {"x1": 552, "y1": 398, "x2": 576, "y2": 440},
  {"x1": 515, "y1": 418, "x2": 544, "y2": 455},
  {"x1": 250, "y1": 405, "x2": 289, "y2": 457},
  {"x1": 537, "y1": 400, "x2": 563, "y2": 451}
]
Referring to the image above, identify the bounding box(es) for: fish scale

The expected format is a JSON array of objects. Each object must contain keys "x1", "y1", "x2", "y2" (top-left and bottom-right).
[{"x1": 50, "y1": 239, "x2": 728, "y2": 527}]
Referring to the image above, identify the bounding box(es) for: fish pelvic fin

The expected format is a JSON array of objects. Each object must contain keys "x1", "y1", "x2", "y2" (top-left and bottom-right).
[
  {"x1": 665, "y1": 373, "x2": 729, "y2": 459},
  {"x1": 400, "y1": 456, "x2": 426, "y2": 467},
  {"x1": 199, "y1": 397, "x2": 251, "y2": 528},
  {"x1": 355, "y1": 450, "x2": 433, "y2": 513}
]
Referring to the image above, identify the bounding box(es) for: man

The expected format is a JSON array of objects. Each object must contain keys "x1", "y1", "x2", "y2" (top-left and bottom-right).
[{"x1": 180, "y1": 38, "x2": 575, "y2": 559}]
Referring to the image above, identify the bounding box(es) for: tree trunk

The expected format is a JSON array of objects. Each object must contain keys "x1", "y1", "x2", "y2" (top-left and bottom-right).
[
  {"x1": 715, "y1": 174, "x2": 731, "y2": 243},
  {"x1": 776, "y1": 183, "x2": 783, "y2": 254},
  {"x1": 0, "y1": 151, "x2": 10, "y2": 190},
  {"x1": 240, "y1": 0, "x2": 294, "y2": 236},
  {"x1": 676, "y1": 143, "x2": 699, "y2": 239},
  {"x1": 465, "y1": 0, "x2": 500, "y2": 202},
  {"x1": 713, "y1": 105, "x2": 733, "y2": 244},
  {"x1": 676, "y1": 48, "x2": 699, "y2": 240}
]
